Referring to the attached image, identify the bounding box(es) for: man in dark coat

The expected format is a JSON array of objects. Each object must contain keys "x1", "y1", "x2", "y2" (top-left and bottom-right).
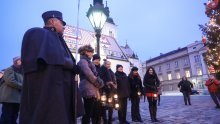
[
  {"x1": 178, "y1": 76, "x2": 193, "y2": 105},
  {"x1": 19, "y1": 10, "x2": 84, "y2": 124},
  {"x1": 115, "y1": 65, "x2": 130, "y2": 124}
]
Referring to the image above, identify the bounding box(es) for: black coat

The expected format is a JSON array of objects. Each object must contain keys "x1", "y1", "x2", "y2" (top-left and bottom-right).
[
  {"x1": 128, "y1": 76, "x2": 143, "y2": 97},
  {"x1": 143, "y1": 75, "x2": 160, "y2": 93},
  {"x1": 99, "y1": 66, "x2": 116, "y2": 95},
  {"x1": 115, "y1": 71, "x2": 130, "y2": 98},
  {"x1": 20, "y1": 27, "x2": 84, "y2": 124},
  {"x1": 95, "y1": 64, "x2": 101, "y2": 76},
  {"x1": 178, "y1": 80, "x2": 193, "y2": 92}
]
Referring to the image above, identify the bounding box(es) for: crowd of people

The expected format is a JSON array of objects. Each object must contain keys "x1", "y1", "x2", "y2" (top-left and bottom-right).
[{"x1": 0, "y1": 10, "x2": 220, "y2": 124}]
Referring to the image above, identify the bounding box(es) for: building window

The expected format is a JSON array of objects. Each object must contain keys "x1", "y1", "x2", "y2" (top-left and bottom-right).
[
  {"x1": 167, "y1": 73, "x2": 172, "y2": 80},
  {"x1": 185, "y1": 70, "x2": 191, "y2": 78},
  {"x1": 109, "y1": 31, "x2": 114, "y2": 37},
  {"x1": 175, "y1": 61, "x2": 179, "y2": 68},
  {"x1": 176, "y1": 71, "x2": 181, "y2": 79},
  {"x1": 184, "y1": 58, "x2": 189, "y2": 66},
  {"x1": 194, "y1": 55, "x2": 201, "y2": 63},
  {"x1": 158, "y1": 66, "x2": 162, "y2": 72},
  {"x1": 167, "y1": 63, "x2": 170, "y2": 70},
  {"x1": 197, "y1": 68, "x2": 202, "y2": 76},
  {"x1": 158, "y1": 75, "x2": 163, "y2": 81}
]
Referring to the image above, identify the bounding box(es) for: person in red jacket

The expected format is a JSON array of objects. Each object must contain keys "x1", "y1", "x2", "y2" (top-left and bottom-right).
[{"x1": 205, "y1": 75, "x2": 220, "y2": 108}]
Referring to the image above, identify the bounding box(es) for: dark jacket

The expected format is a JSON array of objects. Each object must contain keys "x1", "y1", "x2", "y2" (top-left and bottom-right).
[
  {"x1": 95, "y1": 64, "x2": 101, "y2": 76},
  {"x1": 178, "y1": 80, "x2": 193, "y2": 92},
  {"x1": 128, "y1": 76, "x2": 143, "y2": 97},
  {"x1": 20, "y1": 27, "x2": 84, "y2": 124},
  {"x1": 99, "y1": 66, "x2": 116, "y2": 95},
  {"x1": 0, "y1": 66, "x2": 23, "y2": 103},
  {"x1": 115, "y1": 71, "x2": 130, "y2": 98},
  {"x1": 143, "y1": 75, "x2": 160, "y2": 93},
  {"x1": 78, "y1": 55, "x2": 104, "y2": 98}
]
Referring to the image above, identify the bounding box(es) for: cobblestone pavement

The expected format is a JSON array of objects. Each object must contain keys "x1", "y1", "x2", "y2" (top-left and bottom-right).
[
  {"x1": 77, "y1": 95, "x2": 220, "y2": 124},
  {"x1": 1, "y1": 95, "x2": 219, "y2": 124}
]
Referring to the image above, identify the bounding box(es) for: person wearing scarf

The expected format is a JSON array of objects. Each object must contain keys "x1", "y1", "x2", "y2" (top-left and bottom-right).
[{"x1": 143, "y1": 67, "x2": 160, "y2": 122}]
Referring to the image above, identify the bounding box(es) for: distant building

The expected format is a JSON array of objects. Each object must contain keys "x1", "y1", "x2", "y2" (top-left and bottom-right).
[{"x1": 145, "y1": 41, "x2": 208, "y2": 92}]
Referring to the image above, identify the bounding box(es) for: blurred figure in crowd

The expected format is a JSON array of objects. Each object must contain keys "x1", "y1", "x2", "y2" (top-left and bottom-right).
[
  {"x1": 143, "y1": 67, "x2": 160, "y2": 122},
  {"x1": 115, "y1": 64, "x2": 130, "y2": 124},
  {"x1": 0, "y1": 57, "x2": 23, "y2": 124},
  {"x1": 178, "y1": 76, "x2": 193, "y2": 105},
  {"x1": 77, "y1": 45, "x2": 104, "y2": 124},
  {"x1": 93, "y1": 54, "x2": 101, "y2": 73},
  {"x1": 99, "y1": 60, "x2": 117, "y2": 124},
  {"x1": 92, "y1": 54, "x2": 102, "y2": 123},
  {"x1": 128, "y1": 67, "x2": 143, "y2": 123},
  {"x1": 205, "y1": 75, "x2": 220, "y2": 108}
]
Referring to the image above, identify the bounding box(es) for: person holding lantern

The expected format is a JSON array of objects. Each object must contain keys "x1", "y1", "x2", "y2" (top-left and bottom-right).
[
  {"x1": 143, "y1": 67, "x2": 160, "y2": 122},
  {"x1": 77, "y1": 45, "x2": 104, "y2": 124},
  {"x1": 128, "y1": 67, "x2": 143, "y2": 123},
  {"x1": 99, "y1": 60, "x2": 117, "y2": 124},
  {"x1": 115, "y1": 64, "x2": 130, "y2": 124}
]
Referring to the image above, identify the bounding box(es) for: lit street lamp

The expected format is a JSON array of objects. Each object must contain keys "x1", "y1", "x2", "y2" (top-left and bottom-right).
[{"x1": 87, "y1": 0, "x2": 107, "y2": 56}]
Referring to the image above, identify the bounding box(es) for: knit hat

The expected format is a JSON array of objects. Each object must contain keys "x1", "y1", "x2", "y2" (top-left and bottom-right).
[
  {"x1": 13, "y1": 56, "x2": 21, "y2": 63},
  {"x1": 116, "y1": 64, "x2": 123, "y2": 70},
  {"x1": 131, "y1": 66, "x2": 138, "y2": 72},
  {"x1": 92, "y1": 54, "x2": 100, "y2": 61}
]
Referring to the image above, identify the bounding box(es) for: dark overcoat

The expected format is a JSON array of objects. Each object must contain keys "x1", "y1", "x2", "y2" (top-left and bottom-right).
[
  {"x1": 19, "y1": 27, "x2": 84, "y2": 124},
  {"x1": 115, "y1": 71, "x2": 130, "y2": 98}
]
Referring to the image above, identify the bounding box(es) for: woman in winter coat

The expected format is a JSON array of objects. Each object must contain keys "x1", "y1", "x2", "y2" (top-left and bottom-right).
[
  {"x1": 128, "y1": 67, "x2": 143, "y2": 123},
  {"x1": 143, "y1": 67, "x2": 160, "y2": 122},
  {"x1": 77, "y1": 45, "x2": 104, "y2": 124},
  {"x1": 178, "y1": 76, "x2": 193, "y2": 105},
  {"x1": 115, "y1": 64, "x2": 130, "y2": 124},
  {"x1": 205, "y1": 75, "x2": 220, "y2": 108},
  {"x1": 0, "y1": 57, "x2": 23, "y2": 124},
  {"x1": 99, "y1": 60, "x2": 117, "y2": 124}
]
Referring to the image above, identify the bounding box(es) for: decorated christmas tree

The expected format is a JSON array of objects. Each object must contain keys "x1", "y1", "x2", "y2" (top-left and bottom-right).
[{"x1": 199, "y1": 0, "x2": 220, "y2": 79}]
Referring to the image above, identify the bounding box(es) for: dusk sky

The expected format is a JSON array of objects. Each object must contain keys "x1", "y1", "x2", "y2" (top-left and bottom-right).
[{"x1": 0, "y1": 0, "x2": 208, "y2": 70}]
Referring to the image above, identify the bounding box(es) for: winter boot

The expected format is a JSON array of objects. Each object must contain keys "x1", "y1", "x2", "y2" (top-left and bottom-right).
[
  {"x1": 149, "y1": 107, "x2": 155, "y2": 122},
  {"x1": 153, "y1": 106, "x2": 159, "y2": 122}
]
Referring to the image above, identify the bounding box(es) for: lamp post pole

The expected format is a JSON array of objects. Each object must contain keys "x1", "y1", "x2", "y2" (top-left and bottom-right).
[{"x1": 95, "y1": 29, "x2": 101, "y2": 56}]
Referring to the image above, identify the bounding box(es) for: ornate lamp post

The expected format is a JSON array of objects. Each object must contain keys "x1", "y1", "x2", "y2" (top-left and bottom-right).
[{"x1": 87, "y1": 0, "x2": 108, "y2": 56}]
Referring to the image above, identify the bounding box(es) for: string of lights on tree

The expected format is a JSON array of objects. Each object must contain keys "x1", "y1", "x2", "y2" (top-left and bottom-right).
[{"x1": 199, "y1": 0, "x2": 220, "y2": 76}]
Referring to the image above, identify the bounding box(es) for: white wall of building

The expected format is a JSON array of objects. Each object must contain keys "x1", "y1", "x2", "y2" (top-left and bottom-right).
[{"x1": 102, "y1": 23, "x2": 117, "y2": 39}]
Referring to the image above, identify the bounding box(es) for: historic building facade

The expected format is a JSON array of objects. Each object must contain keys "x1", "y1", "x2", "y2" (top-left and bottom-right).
[{"x1": 145, "y1": 41, "x2": 209, "y2": 92}]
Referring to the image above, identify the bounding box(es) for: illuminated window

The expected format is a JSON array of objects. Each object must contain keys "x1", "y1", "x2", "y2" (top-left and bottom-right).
[
  {"x1": 167, "y1": 73, "x2": 172, "y2": 80},
  {"x1": 185, "y1": 70, "x2": 191, "y2": 78},
  {"x1": 197, "y1": 68, "x2": 202, "y2": 76},
  {"x1": 176, "y1": 72, "x2": 181, "y2": 79}
]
